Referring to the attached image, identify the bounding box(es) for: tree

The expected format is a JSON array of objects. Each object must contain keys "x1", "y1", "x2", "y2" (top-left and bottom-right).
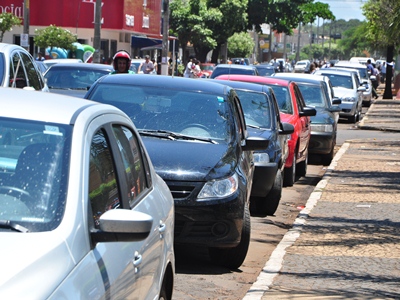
[
  {"x1": 362, "y1": 0, "x2": 400, "y2": 99},
  {"x1": 34, "y1": 25, "x2": 77, "y2": 54},
  {"x1": 227, "y1": 32, "x2": 254, "y2": 58},
  {"x1": 0, "y1": 12, "x2": 22, "y2": 42}
]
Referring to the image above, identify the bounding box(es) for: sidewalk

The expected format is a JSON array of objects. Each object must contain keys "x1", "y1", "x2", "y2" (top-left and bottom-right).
[{"x1": 243, "y1": 89, "x2": 400, "y2": 299}]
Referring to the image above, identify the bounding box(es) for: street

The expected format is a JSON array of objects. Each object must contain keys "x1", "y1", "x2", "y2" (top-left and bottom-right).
[{"x1": 172, "y1": 106, "x2": 397, "y2": 299}]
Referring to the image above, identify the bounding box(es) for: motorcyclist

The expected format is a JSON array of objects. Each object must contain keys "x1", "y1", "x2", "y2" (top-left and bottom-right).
[{"x1": 111, "y1": 50, "x2": 135, "y2": 74}]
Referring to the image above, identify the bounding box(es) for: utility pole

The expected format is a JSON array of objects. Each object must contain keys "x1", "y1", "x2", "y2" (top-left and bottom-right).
[
  {"x1": 93, "y1": 0, "x2": 102, "y2": 63},
  {"x1": 296, "y1": 23, "x2": 301, "y2": 62},
  {"x1": 22, "y1": 0, "x2": 30, "y2": 51},
  {"x1": 161, "y1": 0, "x2": 170, "y2": 75}
]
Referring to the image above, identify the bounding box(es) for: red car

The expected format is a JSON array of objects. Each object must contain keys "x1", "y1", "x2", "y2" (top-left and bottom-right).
[
  {"x1": 198, "y1": 63, "x2": 216, "y2": 78},
  {"x1": 215, "y1": 74, "x2": 316, "y2": 187}
]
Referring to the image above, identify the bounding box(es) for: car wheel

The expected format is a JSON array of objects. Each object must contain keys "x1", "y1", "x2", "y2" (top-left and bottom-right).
[
  {"x1": 251, "y1": 169, "x2": 283, "y2": 216},
  {"x1": 296, "y1": 152, "x2": 308, "y2": 177},
  {"x1": 209, "y1": 204, "x2": 251, "y2": 269},
  {"x1": 348, "y1": 112, "x2": 357, "y2": 123},
  {"x1": 159, "y1": 272, "x2": 172, "y2": 300},
  {"x1": 321, "y1": 145, "x2": 334, "y2": 166},
  {"x1": 283, "y1": 153, "x2": 296, "y2": 187}
]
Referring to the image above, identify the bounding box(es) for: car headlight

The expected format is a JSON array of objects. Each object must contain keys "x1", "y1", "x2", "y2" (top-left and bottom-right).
[
  {"x1": 343, "y1": 97, "x2": 357, "y2": 102},
  {"x1": 198, "y1": 173, "x2": 238, "y2": 200},
  {"x1": 253, "y1": 152, "x2": 270, "y2": 165},
  {"x1": 311, "y1": 124, "x2": 333, "y2": 133}
]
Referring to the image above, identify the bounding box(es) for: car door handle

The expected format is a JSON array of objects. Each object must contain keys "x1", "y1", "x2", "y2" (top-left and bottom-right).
[
  {"x1": 133, "y1": 251, "x2": 142, "y2": 267},
  {"x1": 159, "y1": 222, "x2": 166, "y2": 234}
]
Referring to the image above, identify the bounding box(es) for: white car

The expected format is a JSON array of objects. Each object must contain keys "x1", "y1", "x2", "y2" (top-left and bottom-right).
[
  {"x1": 0, "y1": 88, "x2": 175, "y2": 299},
  {"x1": 0, "y1": 43, "x2": 49, "y2": 92},
  {"x1": 314, "y1": 69, "x2": 365, "y2": 123},
  {"x1": 294, "y1": 60, "x2": 311, "y2": 73}
]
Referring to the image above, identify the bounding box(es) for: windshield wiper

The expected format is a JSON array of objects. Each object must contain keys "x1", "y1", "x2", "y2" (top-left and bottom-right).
[
  {"x1": 0, "y1": 220, "x2": 29, "y2": 233},
  {"x1": 138, "y1": 129, "x2": 217, "y2": 144}
]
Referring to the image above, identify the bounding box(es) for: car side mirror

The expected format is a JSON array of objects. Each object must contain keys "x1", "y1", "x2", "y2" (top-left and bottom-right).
[
  {"x1": 332, "y1": 98, "x2": 341, "y2": 105},
  {"x1": 279, "y1": 122, "x2": 294, "y2": 135},
  {"x1": 299, "y1": 106, "x2": 317, "y2": 117},
  {"x1": 242, "y1": 136, "x2": 269, "y2": 151}
]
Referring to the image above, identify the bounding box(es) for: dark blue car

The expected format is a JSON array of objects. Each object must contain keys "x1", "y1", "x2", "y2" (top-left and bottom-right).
[
  {"x1": 213, "y1": 79, "x2": 294, "y2": 216},
  {"x1": 85, "y1": 74, "x2": 268, "y2": 269}
]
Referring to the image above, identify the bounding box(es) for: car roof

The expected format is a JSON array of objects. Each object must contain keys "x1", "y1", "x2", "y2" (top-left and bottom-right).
[
  {"x1": 0, "y1": 87, "x2": 116, "y2": 124},
  {"x1": 214, "y1": 74, "x2": 291, "y2": 86},
  {"x1": 43, "y1": 59, "x2": 83, "y2": 64},
  {"x1": 335, "y1": 61, "x2": 366, "y2": 68},
  {"x1": 0, "y1": 42, "x2": 26, "y2": 53},
  {"x1": 255, "y1": 64, "x2": 274, "y2": 69},
  {"x1": 212, "y1": 78, "x2": 271, "y2": 93},
  {"x1": 272, "y1": 73, "x2": 326, "y2": 83},
  {"x1": 44, "y1": 63, "x2": 113, "y2": 71},
  {"x1": 95, "y1": 74, "x2": 232, "y2": 95},
  {"x1": 315, "y1": 69, "x2": 353, "y2": 76},
  {"x1": 215, "y1": 64, "x2": 256, "y2": 69}
]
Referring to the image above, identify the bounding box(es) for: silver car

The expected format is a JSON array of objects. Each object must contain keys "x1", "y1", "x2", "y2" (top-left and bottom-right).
[
  {"x1": 0, "y1": 88, "x2": 174, "y2": 299},
  {"x1": 0, "y1": 43, "x2": 49, "y2": 92},
  {"x1": 315, "y1": 69, "x2": 365, "y2": 123}
]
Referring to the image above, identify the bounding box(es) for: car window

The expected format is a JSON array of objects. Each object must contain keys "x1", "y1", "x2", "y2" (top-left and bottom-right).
[
  {"x1": 294, "y1": 85, "x2": 306, "y2": 111},
  {"x1": 235, "y1": 90, "x2": 272, "y2": 128},
  {"x1": 9, "y1": 52, "x2": 28, "y2": 88},
  {"x1": 266, "y1": 85, "x2": 293, "y2": 114},
  {"x1": 89, "y1": 129, "x2": 121, "y2": 229},
  {"x1": 0, "y1": 118, "x2": 71, "y2": 232},
  {"x1": 20, "y1": 52, "x2": 43, "y2": 90},
  {"x1": 45, "y1": 68, "x2": 111, "y2": 89},
  {"x1": 322, "y1": 74, "x2": 353, "y2": 89},
  {"x1": 112, "y1": 125, "x2": 150, "y2": 206},
  {"x1": 297, "y1": 84, "x2": 325, "y2": 107}
]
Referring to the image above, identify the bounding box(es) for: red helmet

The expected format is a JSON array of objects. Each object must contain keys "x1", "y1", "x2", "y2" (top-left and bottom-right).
[{"x1": 113, "y1": 50, "x2": 131, "y2": 72}]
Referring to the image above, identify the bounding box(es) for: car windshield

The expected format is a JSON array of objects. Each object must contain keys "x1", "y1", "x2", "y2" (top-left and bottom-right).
[
  {"x1": 256, "y1": 67, "x2": 274, "y2": 76},
  {"x1": 0, "y1": 118, "x2": 71, "y2": 232},
  {"x1": 322, "y1": 74, "x2": 354, "y2": 89},
  {"x1": 200, "y1": 65, "x2": 214, "y2": 71},
  {"x1": 297, "y1": 84, "x2": 326, "y2": 108},
  {"x1": 212, "y1": 67, "x2": 255, "y2": 78},
  {"x1": 265, "y1": 85, "x2": 293, "y2": 114},
  {"x1": 45, "y1": 68, "x2": 111, "y2": 89},
  {"x1": 89, "y1": 84, "x2": 231, "y2": 141},
  {"x1": 235, "y1": 90, "x2": 272, "y2": 128}
]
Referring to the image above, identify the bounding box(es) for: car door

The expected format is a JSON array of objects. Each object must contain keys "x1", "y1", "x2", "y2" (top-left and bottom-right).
[
  {"x1": 293, "y1": 84, "x2": 311, "y2": 156},
  {"x1": 88, "y1": 123, "x2": 165, "y2": 299}
]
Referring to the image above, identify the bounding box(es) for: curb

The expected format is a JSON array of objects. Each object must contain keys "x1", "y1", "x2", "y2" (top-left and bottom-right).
[{"x1": 242, "y1": 143, "x2": 350, "y2": 300}]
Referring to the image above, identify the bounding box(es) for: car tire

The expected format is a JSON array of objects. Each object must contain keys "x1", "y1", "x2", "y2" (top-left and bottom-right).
[
  {"x1": 251, "y1": 168, "x2": 283, "y2": 216},
  {"x1": 296, "y1": 152, "x2": 308, "y2": 177},
  {"x1": 321, "y1": 145, "x2": 334, "y2": 166},
  {"x1": 283, "y1": 153, "x2": 296, "y2": 187},
  {"x1": 208, "y1": 204, "x2": 251, "y2": 270}
]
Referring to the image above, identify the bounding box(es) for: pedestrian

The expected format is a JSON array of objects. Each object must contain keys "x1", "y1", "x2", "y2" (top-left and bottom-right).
[
  {"x1": 184, "y1": 57, "x2": 195, "y2": 78},
  {"x1": 272, "y1": 58, "x2": 279, "y2": 72},
  {"x1": 36, "y1": 52, "x2": 45, "y2": 61},
  {"x1": 110, "y1": 50, "x2": 135, "y2": 74},
  {"x1": 151, "y1": 58, "x2": 158, "y2": 74},
  {"x1": 140, "y1": 55, "x2": 154, "y2": 74},
  {"x1": 240, "y1": 58, "x2": 247, "y2": 65},
  {"x1": 380, "y1": 61, "x2": 386, "y2": 84},
  {"x1": 366, "y1": 59, "x2": 374, "y2": 75},
  {"x1": 192, "y1": 59, "x2": 201, "y2": 78}
]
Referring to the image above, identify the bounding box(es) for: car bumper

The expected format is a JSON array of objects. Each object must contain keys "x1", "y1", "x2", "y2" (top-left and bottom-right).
[
  {"x1": 250, "y1": 162, "x2": 278, "y2": 197},
  {"x1": 339, "y1": 102, "x2": 358, "y2": 117},
  {"x1": 173, "y1": 191, "x2": 245, "y2": 247},
  {"x1": 308, "y1": 132, "x2": 335, "y2": 154}
]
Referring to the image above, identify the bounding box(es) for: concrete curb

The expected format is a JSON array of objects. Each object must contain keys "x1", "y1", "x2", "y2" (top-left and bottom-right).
[{"x1": 242, "y1": 143, "x2": 351, "y2": 300}]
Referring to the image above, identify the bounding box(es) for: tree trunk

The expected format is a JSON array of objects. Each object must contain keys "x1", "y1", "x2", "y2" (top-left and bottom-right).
[
  {"x1": 383, "y1": 45, "x2": 394, "y2": 99},
  {"x1": 211, "y1": 44, "x2": 221, "y2": 64}
]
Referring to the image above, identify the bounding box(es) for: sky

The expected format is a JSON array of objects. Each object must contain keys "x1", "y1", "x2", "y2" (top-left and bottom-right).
[{"x1": 320, "y1": 0, "x2": 366, "y2": 21}]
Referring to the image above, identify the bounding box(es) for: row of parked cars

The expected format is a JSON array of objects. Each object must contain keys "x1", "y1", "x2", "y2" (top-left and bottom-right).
[{"x1": 0, "y1": 41, "x2": 373, "y2": 299}]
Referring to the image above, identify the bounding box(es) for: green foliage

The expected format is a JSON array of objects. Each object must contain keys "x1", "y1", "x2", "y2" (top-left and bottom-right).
[
  {"x1": 227, "y1": 32, "x2": 254, "y2": 57},
  {"x1": 0, "y1": 12, "x2": 22, "y2": 42},
  {"x1": 34, "y1": 25, "x2": 77, "y2": 52}
]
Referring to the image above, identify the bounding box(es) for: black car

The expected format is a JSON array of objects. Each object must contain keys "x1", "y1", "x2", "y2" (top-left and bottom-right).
[
  {"x1": 85, "y1": 75, "x2": 268, "y2": 269},
  {"x1": 212, "y1": 79, "x2": 294, "y2": 216},
  {"x1": 254, "y1": 64, "x2": 275, "y2": 77},
  {"x1": 43, "y1": 63, "x2": 113, "y2": 98},
  {"x1": 210, "y1": 64, "x2": 259, "y2": 79},
  {"x1": 273, "y1": 73, "x2": 342, "y2": 165}
]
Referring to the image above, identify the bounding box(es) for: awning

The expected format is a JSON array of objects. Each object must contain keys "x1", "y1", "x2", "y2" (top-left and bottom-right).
[
  {"x1": 131, "y1": 36, "x2": 162, "y2": 48},
  {"x1": 141, "y1": 44, "x2": 163, "y2": 51}
]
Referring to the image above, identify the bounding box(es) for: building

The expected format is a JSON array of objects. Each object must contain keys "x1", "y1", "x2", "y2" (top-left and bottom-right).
[{"x1": 1, "y1": 0, "x2": 175, "y2": 60}]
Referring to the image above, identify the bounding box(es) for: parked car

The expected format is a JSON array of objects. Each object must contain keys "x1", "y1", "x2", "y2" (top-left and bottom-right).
[
  {"x1": 231, "y1": 57, "x2": 251, "y2": 65},
  {"x1": 314, "y1": 69, "x2": 365, "y2": 123},
  {"x1": 349, "y1": 56, "x2": 375, "y2": 66},
  {"x1": 85, "y1": 75, "x2": 269, "y2": 269},
  {"x1": 294, "y1": 60, "x2": 311, "y2": 73},
  {"x1": 269, "y1": 58, "x2": 292, "y2": 73},
  {"x1": 214, "y1": 74, "x2": 316, "y2": 187},
  {"x1": 212, "y1": 79, "x2": 294, "y2": 215},
  {"x1": 333, "y1": 61, "x2": 373, "y2": 107},
  {"x1": 273, "y1": 73, "x2": 342, "y2": 165},
  {"x1": 34, "y1": 60, "x2": 49, "y2": 74},
  {"x1": 255, "y1": 64, "x2": 276, "y2": 77},
  {"x1": 0, "y1": 43, "x2": 48, "y2": 92},
  {"x1": 0, "y1": 87, "x2": 175, "y2": 299},
  {"x1": 199, "y1": 63, "x2": 216, "y2": 78},
  {"x1": 209, "y1": 64, "x2": 259, "y2": 79},
  {"x1": 42, "y1": 58, "x2": 83, "y2": 68},
  {"x1": 130, "y1": 58, "x2": 145, "y2": 73},
  {"x1": 43, "y1": 62, "x2": 113, "y2": 98}
]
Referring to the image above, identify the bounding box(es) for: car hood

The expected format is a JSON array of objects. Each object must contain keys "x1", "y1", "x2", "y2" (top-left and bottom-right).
[
  {"x1": 310, "y1": 106, "x2": 336, "y2": 124},
  {"x1": 0, "y1": 233, "x2": 73, "y2": 299},
  {"x1": 141, "y1": 137, "x2": 238, "y2": 181},
  {"x1": 333, "y1": 87, "x2": 357, "y2": 98}
]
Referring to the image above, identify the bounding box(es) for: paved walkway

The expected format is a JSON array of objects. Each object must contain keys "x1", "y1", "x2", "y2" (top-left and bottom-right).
[{"x1": 243, "y1": 90, "x2": 400, "y2": 299}]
